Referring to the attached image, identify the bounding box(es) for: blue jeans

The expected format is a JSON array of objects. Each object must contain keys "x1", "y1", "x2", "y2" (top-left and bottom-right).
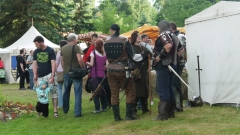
[
  {"x1": 93, "y1": 94, "x2": 107, "y2": 111},
  {"x1": 156, "y1": 66, "x2": 175, "y2": 103},
  {"x1": 63, "y1": 73, "x2": 83, "y2": 116},
  {"x1": 28, "y1": 69, "x2": 34, "y2": 89},
  {"x1": 58, "y1": 82, "x2": 64, "y2": 107}
]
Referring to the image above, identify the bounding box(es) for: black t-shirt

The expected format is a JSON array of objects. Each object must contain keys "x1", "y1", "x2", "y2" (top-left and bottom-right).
[
  {"x1": 17, "y1": 55, "x2": 26, "y2": 72},
  {"x1": 33, "y1": 46, "x2": 56, "y2": 77}
]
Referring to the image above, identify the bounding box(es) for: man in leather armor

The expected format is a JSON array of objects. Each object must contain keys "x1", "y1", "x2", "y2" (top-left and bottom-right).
[
  {"x1": 154, "y1": 20, "x2": 178, "y2": 121},
  {"x1": 104, "y1": 24, "x2": 137, "y2": 121}
]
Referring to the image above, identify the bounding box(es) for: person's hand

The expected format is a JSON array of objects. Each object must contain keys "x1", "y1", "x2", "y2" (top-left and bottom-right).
[
  {"x1": 155, "y1": 56, "x2": 161, "y2": 62},
  {"x1": 49, "y1": 75, "x2": 54, "y2": 84},
  {"x1": 104, "y1": 65, "x2": 107, "y2": 71},
  {"x1": 33, "y1": 78, "x2": 37, "y2": 85}
]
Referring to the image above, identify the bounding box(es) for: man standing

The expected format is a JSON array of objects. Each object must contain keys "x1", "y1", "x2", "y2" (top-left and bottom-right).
[
  {"x1": 17, "y1": 49, "x2": 27, "y2": 90},
  {"x1": 27, "y1": 50, "x2": 34, "y2": 90},
  {"x1": 169, "y1": 22, "x2": 185, "y2": 112},
  {"x1": 61, "y1": 33, "x2": 85, "y2": 117},
  {"x1": 83, "y1": 33, "x2": 98, "y2": 63},
  {"x1": 140, "y1": 34, "x2": 153, "y2": 53},
  {"x1": 154, "y1": 20, "x2": 179, "y2": 121},
  {"x1": 32, "y1": 36, "x2": 58, "y2": 118},
  {"x1": 104, "y1": 24, "x2": 136, "y2": 121}
]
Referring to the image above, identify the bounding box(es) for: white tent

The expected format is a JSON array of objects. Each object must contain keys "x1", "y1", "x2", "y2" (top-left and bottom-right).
[
  {"x1": 185, "y1": 1, "x2": 240, "y2": 105},
  {"x1": 0, "y1": 49, "x2": 13, "y2": 83},
  {"x1": 3, "y1": 26, "x2": 60, "y2": 84},
  {"x1": 5, "y1": 26, "x2": 60, "y2": 51}
]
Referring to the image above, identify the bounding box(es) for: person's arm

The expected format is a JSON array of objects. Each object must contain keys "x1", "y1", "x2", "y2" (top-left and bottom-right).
[
  {"x1": 77, "y1": 54, "x2": 85, "y2": 69},
  {"x1": 87, "y1": 56, "x2": 94, "y2": 67},
  {"x1": 49, "y1": 49, "x2": 56, "y2": 84},
  {"x1": 26, "y1": 56, "x2": 32, "y2": 64},
  {"x1": 32, "y1": 50, "x2": 38, "y2": 80},
  {"x1": 32, "y1": 60, "x2": 37, "y2": 83},
  {"x1": 20, "y1": 63, "x2": 25, "y2": 72},
  {"x1": 55, "y1": 51, "x2": 60, "y2": 71},
  {"x1": 87, "y1": 52, "x2": 94, "y2": 67},
  {"x1": 60, "y1": 51, "x2": 64, "y2": 69},
  {"x1": 19, "y1": 57, "x2": 25, "y2": 72},
  {"x1": 75, "y1": 46, "x2": 85, "y2": 69},
  {"x1": 125, "y1": 40, "x2": 134, "y2": 59}
]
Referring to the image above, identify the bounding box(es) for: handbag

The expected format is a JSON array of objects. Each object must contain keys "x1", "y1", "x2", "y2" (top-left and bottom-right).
[
  {"x1": 56, "y1": 71, "x2": 64, "y2": 83},
  {"x1": 69, "y1": 45, "x2": 87, "y2": 80}
]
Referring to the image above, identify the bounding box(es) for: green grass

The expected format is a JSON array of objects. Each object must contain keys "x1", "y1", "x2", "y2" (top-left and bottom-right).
[{"x1": 0, "y1": 83, "x2": 240, "y2": 135}]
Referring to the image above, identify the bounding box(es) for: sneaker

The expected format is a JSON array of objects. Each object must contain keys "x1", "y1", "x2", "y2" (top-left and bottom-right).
[
  {"x1": 36, "y1": 112, "x2": 42, "y2": 116},
  {"x1": 19, "y1": 88, "x2": 27, "y2": 90},
  {"x1": 54, "y1": 112, "x2": 58, "y2": 118},
  {"x1": 91, "y1": 110, "x2": 100, "y2": 114},
  {"x1": 100, "y1": 109, "x2": 107, "y2": 112}
]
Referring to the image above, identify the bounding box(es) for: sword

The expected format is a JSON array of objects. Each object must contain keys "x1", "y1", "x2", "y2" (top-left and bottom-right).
[{"x1": 167, "y1": 65, "x2": 193, "y2": 93}]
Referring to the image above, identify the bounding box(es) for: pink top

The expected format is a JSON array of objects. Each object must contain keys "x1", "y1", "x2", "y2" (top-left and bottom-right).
[{"x1": 56, "y1": 51, "x2": 63, "y2": 72}]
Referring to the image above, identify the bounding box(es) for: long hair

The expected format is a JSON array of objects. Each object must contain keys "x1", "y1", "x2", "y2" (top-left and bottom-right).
[
  {"x1": 130, "y1": 30, "x2": 139, "y2": 45},
  {"x1": 95, "y1": 39, "x2": 104, "y2": 55}
]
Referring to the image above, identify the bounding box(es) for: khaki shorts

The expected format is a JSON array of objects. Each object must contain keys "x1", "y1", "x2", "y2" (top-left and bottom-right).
[{"x1": 37, "y1": 73, "x2": 58, "y2": 99}]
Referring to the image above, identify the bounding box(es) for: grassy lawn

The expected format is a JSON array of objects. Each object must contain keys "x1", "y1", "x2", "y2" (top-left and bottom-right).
[{"x1": 0, "y1": 83, "x2": 240, "y2": 135}]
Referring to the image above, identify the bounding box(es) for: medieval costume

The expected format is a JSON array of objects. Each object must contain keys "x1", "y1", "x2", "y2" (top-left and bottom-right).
[{"x1": 131, "y1": 44, "x2": 151, "y2": 115}]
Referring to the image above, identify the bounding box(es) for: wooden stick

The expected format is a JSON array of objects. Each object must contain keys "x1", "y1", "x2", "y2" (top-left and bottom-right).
[{"x1": 148, "y1": 54, "x2": 152, "y2": 115}]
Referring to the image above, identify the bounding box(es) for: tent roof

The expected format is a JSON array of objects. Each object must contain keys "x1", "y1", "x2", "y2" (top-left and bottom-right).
[
  {"x1": 5, "y1": 26, "x2": 60, "y2": 50},
  {"x1": 0, "y1": 48, "x2": 12, "y2": 54},
  {"x1": 121, "y1": 24, "x2": 159, "y2": 41},
  {"x1": 185, "y1": 1, "x2": 240, "y2": 25},
  {"x1": 121, "y1": 24, "x2": 185, "y2": 42}
]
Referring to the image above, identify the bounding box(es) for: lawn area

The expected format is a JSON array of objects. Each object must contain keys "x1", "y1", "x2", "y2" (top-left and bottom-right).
[{"x1": 0, "y1": 83, "x2": 240, "y2": 135}]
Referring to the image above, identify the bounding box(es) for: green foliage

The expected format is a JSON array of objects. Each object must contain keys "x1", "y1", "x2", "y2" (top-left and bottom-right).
[
  {"x1": 159, "y1": 0, "x2": 213, "y2": 27},
  {"x1": 93, "y1": 1, "x2": 135, "y2": 34},
  {"x1": 0, "y1": 0, "x2": 94, "y2": 48},
  {"x1": 95, "y1": 0, "x2": 157, "y2": 33}
]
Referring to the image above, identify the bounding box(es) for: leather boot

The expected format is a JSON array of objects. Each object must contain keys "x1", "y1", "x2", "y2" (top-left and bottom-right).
[
  {"x1": 142, "y1": 104, "x2": 150, "y2": 114},
  {"x1": 126, "y1": 103, "x2": 138, "y2": 120},
  {"x1": 155, "y1": 102, "x2": 169, "y2": 121},
  {"x1": 112, "y1": 104, "x2": 123, "y2": 121},
  {"x1": 168, "y1": 102, "x2": 175, "y2": 118},
  {"x1": 141, "y1": 98, "x2": 149, "y2": 114}
]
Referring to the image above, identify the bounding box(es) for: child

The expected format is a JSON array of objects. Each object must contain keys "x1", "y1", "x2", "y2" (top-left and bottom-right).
[{"x1": 33, "y1": 80, "x2": 53, "y2": 118}]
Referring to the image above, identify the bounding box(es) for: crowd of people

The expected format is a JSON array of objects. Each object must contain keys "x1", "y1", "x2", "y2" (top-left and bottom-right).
[{"x1": 16, "y1": 20, "x2": 186, "y2": 121}]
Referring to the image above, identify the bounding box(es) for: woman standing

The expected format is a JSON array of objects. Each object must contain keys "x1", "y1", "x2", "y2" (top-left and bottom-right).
[
  {"x1": 56, "y1": 40, "x2": 68, "y2": 108},
  {"x1": 130, "y1": 31, "x2": 151, "y2": 116},
  {"x1": 86, "y1": 39, "x2": 108, "y2": 114}
]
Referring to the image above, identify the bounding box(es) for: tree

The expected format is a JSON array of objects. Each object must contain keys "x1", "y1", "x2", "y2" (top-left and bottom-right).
[
  {"x1": 0, "y1": 0, "x2": 94, "y2": 48},
  {"x1": 161, "y1": 0, "x2": 213, "y2": 27},
  {"x1": 73, "y1": 0, "x2": 94, "y2": 33},
  {"x1": 93, "y1": 0, "x2": 135, "y2": 34}
]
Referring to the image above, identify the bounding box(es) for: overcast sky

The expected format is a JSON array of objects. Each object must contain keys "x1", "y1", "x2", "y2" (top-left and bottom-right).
[{"x1": 95, "y1": 0, "x2": 154, "y2": 7}]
